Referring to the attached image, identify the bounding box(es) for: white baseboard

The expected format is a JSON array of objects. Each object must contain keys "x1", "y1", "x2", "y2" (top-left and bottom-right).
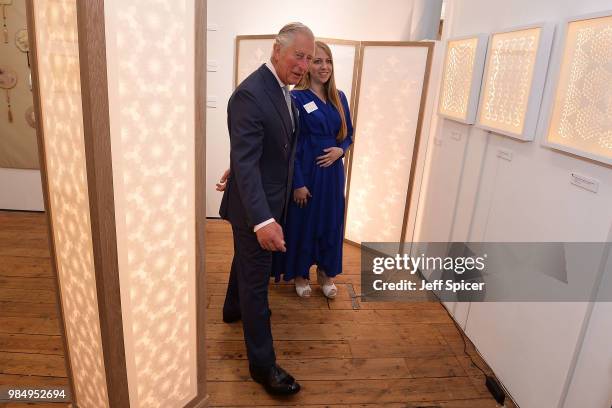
[{"x1": 0, "y1": 168, "x2": 45, "y2": 211}]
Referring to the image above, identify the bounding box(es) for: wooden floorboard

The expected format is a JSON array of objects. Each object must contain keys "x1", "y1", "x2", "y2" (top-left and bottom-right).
[
  {"x1": 0, "y1": 301, "x2": 58, "y2": 319},
  {"x1": 218, "y1": 401, "x2": 501, "y2": 408},
  {"x1": 207, "y1": 377, "x2": 484, "y2": 406},
  {"x1": 207, "y1": 356, "x2": 468, "y2": 381},
  {"x1": 207, "y1": 340, "x2": 353, "y2": 361},
  {"x1": 204, "y1": 219, "x2": 509, "y2": 407},
  {"x1": 0, "y1": 211, "x2": 69, "y2": 407},
  {"x1": 0, "y1": 333, "x2": 64, "y2": 355},
  {"x1": 0, "y1": 256, "x2": 53, "y2": 277},
  {"x1": 0, "y1": 351, "x2": 67, "y2": 377},
  {"x1": 0, "y1": 211, "x2": 510, "y2": 407}
]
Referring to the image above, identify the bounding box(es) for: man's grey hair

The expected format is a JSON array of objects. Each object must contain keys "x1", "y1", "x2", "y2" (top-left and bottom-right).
[{"x1": 275, "y1": 22, "x2": 314, "y2": 49}]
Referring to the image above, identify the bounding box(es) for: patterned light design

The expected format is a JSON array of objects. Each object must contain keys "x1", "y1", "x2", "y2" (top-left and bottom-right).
[
  {"x1": 546, "y1": 13, "x2": 612, "y2": 165},
  {"x1": 345, "y1": 44, "x2": 431, "y2": 248},
  {"x1": 477, "y1": 24, "x2": 554, "y2": 140},
  {"x1": 479, "y1": 27, "x2": 541, "y2": 135},
  {"x1": 438, "y1": 36, "x2": 486, "y2": 124},
  {"x1": 104, "y1": 0, "x2": 198, "y2": 405},
  {"x1": 31, "y1": 0, "x2": 204, "y2": 406},
  {"x1": 32, "y1": 1, "x2": 109, "y2": 406}
]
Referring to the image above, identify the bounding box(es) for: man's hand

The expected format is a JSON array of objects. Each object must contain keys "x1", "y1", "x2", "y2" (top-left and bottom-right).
[
  {"x1": 216, "y1": 168, "x2": 230, "y2": 191},
  {"x1": 255, "y1": 222, "x2": 286, "y2": 252},
  {"x1": 293, "y1": 186, "x2": 311, "y2": 208},
  {"x1": 316, "y1": 147, "x2": 343, "y2": 167}
]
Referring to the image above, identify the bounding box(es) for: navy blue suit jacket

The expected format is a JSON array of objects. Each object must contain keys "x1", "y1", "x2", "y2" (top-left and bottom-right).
[{"x1": 219, "y1": 64, "x2": 299, "y2": 229}]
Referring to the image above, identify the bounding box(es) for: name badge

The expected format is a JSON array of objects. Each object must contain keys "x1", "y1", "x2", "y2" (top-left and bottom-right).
[{"x1": 303, "y1": 101, "x2": 318, "y2": 114}]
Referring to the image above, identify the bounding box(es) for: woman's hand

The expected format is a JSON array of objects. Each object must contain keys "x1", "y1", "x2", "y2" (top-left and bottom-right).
[
  {"x1": 216, "y1": 168, "x2": 230, "y2": 191},
  {"x1": 316, "y1": 147, "x2": 343, "y2": 167},
  {"x1": 293, "y1": 186, "x2": 312, "y2": 208}
]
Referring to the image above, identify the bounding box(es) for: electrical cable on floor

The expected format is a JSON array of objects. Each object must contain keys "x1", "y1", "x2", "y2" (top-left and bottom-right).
[
  {"x1": 443, "y1": 303, "x2": 507, "y2": 407},
  {"x1": 446, "y1": 304, "x2": 488, "y2": 377}
]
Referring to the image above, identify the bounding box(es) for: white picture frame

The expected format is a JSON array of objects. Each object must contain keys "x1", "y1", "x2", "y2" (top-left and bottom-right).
[
  {"x1": 437, "y1": 33, "x2": 488, "y2": 124},
  {"x1": 234, "y1": 35, "x2": 275, "y2": 87},
  {"x1": 475, "y1": 23, "x2": 555, "y2": 141},
  {"x1": 541, "y1": 10, "x2": 612, "y2": 166}
]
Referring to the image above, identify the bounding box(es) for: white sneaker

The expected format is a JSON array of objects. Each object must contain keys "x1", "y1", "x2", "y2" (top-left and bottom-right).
[
  {"x1": 295, "y1": 277, "x2": 311, "y2": 298},
  {"x1": 317, "y1": 268, "x2": 337, "y2": 299}
]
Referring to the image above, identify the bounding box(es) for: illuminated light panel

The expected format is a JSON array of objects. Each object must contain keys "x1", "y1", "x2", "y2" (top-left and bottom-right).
[
  {"x1": 33, "y1": 0, "x2": 109, "y2": 406},
  {"x1": 479, "y1": 28, "x2": 541, "y2": 135},
  {"x1": 477, "y1": 24, "x2": 554, "y2": 140},
  {"x1": 104, "y1": 0, "x2": 198, "y2": 406},
  {"x1": 546, "y1": 14, "x2": 612, "y2": 165},
  {"x1": 345, "y1": 45, "x2": 430, "y2": 247},
  {"x1": 438, "y1": 35, "x2": 487, "y2": 124}
]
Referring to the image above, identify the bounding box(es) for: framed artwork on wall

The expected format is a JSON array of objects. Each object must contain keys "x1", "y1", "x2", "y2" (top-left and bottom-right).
[
  {"x1": 476, "y1": 23, "x2": 555, "y2": 141},
  {"x1": 234, "y1": 35, "x2": 275, "y2": 87},
  {"x1": 542, "y1": 11, "x2": 612, "y2": 166},
  {"x1": 437, "y1": 34, "x2": 488, "y2": 124}
]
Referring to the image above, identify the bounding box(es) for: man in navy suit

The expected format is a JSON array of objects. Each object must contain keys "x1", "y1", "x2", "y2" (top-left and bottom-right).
[{"x1": 219, "y1": 23, "x2": 315, "y2": 395}]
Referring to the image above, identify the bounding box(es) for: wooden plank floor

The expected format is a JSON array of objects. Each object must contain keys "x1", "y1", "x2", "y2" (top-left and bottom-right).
[
  {"x1": 0, "y1": 212, "x2": 512, "y2": 407},
  {"x1": 204, "y1": 220, "x2": 512, "y2": 407},
  {"x1": 0, "y1": 211, "x2": 69, "y2": 407}
]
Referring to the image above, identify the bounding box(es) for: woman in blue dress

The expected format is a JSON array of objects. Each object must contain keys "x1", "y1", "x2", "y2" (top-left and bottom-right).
[{"x1": 277, "y1": 41, "x2": 353, "y2": 298}]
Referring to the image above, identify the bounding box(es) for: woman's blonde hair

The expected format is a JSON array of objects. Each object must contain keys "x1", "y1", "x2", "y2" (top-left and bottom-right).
[{"x1": 295, "y1": 41, "x2": 348, "y2": 142}]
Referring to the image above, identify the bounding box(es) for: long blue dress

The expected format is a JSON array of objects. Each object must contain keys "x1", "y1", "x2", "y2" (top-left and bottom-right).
[{"x1": 274, "y1": 88, "x2": 353, "y2": 282}]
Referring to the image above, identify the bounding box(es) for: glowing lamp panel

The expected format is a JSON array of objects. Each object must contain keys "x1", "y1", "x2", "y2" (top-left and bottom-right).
[
  {"x1": 439, "y1": 37, "x2": 479, "y2": 122},
  {"x1": 345, "y1": 45, "x2": 429, "y2": 244},
  {"x1": 546, "y1": 15, "x2": 612, "y2": 163},
  {"x1": 33, "y1": 0, "x2": 109, "y2": 406},
  {"x1": 479, "y1": 28, "x2": 542, "y2": 136},
  {"x1": 104, "y1": 0, "x2": 197, "y2": 406}
]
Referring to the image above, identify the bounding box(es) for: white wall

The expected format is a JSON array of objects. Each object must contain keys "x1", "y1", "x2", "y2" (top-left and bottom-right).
[
  {"x1": 415, "y1": 0, "x2": 612, "y2": 407},
  {"x1": 563, "y1": 226, "x2": 612, "y2": 408},
  {"x1": 0, "y1": 168, "x2": 44, "y2": 211},
  {"x1": 564, "y1": 299, "x2": 612, "y2": 407},
  {"x1": 206, "y1": 0, "x2": 415, "y2": 216}
]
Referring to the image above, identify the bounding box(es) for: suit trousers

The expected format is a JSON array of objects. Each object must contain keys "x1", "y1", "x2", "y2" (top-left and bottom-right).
[{"x1": 223, "y1": 224, "x2": 276, "y2": 369}]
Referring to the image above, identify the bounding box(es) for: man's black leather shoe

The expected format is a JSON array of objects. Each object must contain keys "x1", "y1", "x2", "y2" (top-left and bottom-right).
[{"x1": 249, "y1": 364, "x2": 301, "y2": 395}]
